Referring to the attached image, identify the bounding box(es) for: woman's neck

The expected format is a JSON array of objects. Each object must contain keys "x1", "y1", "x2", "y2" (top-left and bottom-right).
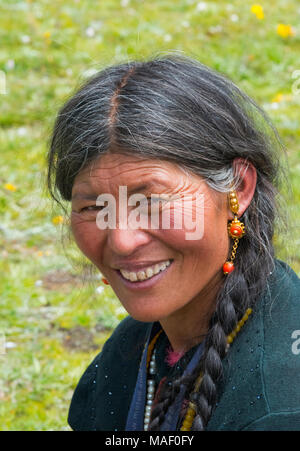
[{"x1": 159, "y1": 271, "x2": 223, "y2": 353}]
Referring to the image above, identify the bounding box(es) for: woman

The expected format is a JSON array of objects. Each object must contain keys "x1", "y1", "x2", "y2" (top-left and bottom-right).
[{"x1": 47, "y1": 54, "x2": 300, "y2": 431}]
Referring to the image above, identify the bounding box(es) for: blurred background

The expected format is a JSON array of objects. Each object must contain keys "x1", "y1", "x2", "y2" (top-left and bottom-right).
[{"x1": 0, "y1": 0, "x2": 299, "y2": 430}]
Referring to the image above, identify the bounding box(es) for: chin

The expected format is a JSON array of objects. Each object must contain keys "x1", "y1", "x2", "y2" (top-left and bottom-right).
[
  {"x1": 124, "y1": 309, "x2": 163, "y2": 323},
  {"x1": 122, "y1": 302, "x2": 177, "y2": 324}
]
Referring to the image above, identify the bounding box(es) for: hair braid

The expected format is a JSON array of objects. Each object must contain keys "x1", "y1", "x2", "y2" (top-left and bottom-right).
[
  {"x1": 189, "y1": 271, "x2": 242, "y2": 430},
  {"x1": 148, "y1": 273, "x2": 237, "y2": 432},
  {"x1": 148, "y1": 375, "x2": 186, "y2": 430},
  {"x1": 149, "y1": 225, "x2": 274, "y2": 431}
]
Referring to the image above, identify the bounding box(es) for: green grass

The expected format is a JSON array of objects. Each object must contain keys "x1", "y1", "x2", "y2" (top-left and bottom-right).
[{"x1": 0, "y1": 0, "x2": 300, "y2": 430}]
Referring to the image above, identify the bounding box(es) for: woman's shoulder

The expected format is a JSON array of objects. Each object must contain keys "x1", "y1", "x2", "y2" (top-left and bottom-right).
[
  {"x1": 102, "y1": 315, "x2": 151, "y2": 350},
  {"x1": 239, "y1": 258, "x2": 300, "y2": 430},
  {"x1": 258, "y1": 258, "x2": 300, "y2": 297},
  {"x1": 261, "y1": 259, "x2": 300, "y2": 355},
  {"x1": 208, "y1": 259, "x2": 300, "y2": 431},
  {"x1": 78, "y1": 315, "x2": 151, "y2": 379},
  {"x1": 67, "y1": 317, "x2": 150, "y2": 431},
  {"x1": 258, "y1": 259, "x2": 300, "y2": 416},
  {"x1": 68, "y1": 316, "x2": 151, "y2": 430}
]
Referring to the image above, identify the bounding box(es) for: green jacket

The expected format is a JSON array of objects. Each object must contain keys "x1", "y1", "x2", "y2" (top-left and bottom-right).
[{"x1": 68, "y1": 259, "x2": 300, "y2": 431}]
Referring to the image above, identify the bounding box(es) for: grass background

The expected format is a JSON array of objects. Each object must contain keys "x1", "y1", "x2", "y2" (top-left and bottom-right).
[{"x1": 0, "y1": 0, "x2": 299, "y2": 430}]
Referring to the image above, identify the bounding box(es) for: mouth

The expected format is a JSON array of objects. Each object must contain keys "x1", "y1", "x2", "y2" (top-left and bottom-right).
[{"x1": 114, "y1": 259, "x2": 174, "y2": 290}]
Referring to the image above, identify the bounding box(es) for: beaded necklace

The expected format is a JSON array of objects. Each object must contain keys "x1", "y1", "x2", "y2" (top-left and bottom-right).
[
  {"x1": 144, "y1": 329, "x2": 162, "y2": 430},
  {"x1": 144, "y1": 308, "x2": 253, "y2": 431}
]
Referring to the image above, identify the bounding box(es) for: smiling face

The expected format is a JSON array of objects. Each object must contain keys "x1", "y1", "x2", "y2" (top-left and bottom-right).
[{"x1": 71, "y1": 152, "x2": 230, "y2": 324}]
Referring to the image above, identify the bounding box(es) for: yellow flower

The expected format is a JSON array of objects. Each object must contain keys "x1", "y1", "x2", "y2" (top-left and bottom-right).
[
  {"x1": 52, "y1": 215, "x2": 64, "y2": 225},
  {"x1": 251, "y1": 4, "x2": 264, "y2": 20},
  {"x1": 4, "y1": 183, "x2": 17, "y2": 192},
  {"x1": 271, "y1": 93, "x2": 284, "y2": 103},
  {"x1": 43, "y1": 31, "x2": 51, "y2": 44},
  {"x1": 277, "y1": 24, "x2": 295, "y2": 38}
]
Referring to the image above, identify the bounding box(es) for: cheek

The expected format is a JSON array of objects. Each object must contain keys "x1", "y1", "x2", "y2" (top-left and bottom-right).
[
  {"x1": 71, "y1": 213, "x2": 103, "y2": 263},
  {"x1": 164, "y1": 200, "x2": 229, "y2": 268},
  {"x1": 168, "y1": 199, "x2": 228, "y2": 249}
]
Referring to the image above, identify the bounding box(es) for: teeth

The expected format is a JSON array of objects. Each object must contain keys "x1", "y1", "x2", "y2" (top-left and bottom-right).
[
  {"x1": 146, "y1": 268, "x2": 154, "y2": 278},
  {"x1": 154, "y1": 264, "x2": 161, "y2": 274},
  {"x1": 129, "y1": 272, "x2": 138, "y2": 282},
  {"x1": 160, "y1": 263, "x2": 166, "y2": 271},
  {"x1": 137, "y1": 271, "x2": 146, "y2": 281},
  {"x1": 120, "y1": 260, "x2": 171, "y2": 282}
]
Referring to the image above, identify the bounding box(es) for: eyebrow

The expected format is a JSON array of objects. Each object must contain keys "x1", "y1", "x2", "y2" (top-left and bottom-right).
[
  {"x1": 71, "y1": 193, "x2": 99, "y2": 201},
  {"x1": 71, "y1": 180, "x2": 168, "y2": 201}
]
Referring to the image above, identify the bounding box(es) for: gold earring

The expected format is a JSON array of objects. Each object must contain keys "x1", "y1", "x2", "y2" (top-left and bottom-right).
[{"x1": 223, "y1": 190, "x2": 246, "y2": 275}]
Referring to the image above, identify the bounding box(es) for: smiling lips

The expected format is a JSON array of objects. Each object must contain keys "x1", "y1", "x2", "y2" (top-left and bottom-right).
[{"x1": 119, "y1": 259, "x2": 172, "y2": 282}]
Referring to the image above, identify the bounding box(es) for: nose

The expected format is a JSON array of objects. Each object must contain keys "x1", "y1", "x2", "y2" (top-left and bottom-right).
[{"x1": 107, "y1": 227, "x2": 151, "y2": 256}]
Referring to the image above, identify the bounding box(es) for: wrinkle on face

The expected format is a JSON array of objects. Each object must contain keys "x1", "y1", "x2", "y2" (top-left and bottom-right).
[
  {"x1": 70, "y1": 151, "x2": 230, "y2": 351},
  {"x1": 71, "y1": 153, "x2": 226, "y2": 242},
  {"x1": 72, "y1": 154, "x2": 208, "y2": 200}
]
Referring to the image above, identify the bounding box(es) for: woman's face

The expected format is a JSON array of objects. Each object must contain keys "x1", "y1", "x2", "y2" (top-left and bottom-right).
[{"x1": 71, "y1": 153, "x2": 230, "y2": 323}]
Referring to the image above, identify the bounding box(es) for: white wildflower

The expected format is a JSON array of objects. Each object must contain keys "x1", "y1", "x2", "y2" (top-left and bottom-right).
[
  {"x1": 85, "y1": 27, "x2": 95, "y2": 38},
  {"x1": 230, "y1": 14, "x2": 239, "y2": 22},
  {"x1": 20, "y1": 35, "x2": 31, "y2": 44},
  {"x1": 196, "y1": 2, "x2": 207, "y2": 12}
]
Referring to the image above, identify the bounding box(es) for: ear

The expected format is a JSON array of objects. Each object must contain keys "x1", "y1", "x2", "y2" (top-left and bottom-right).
[{"x1": 229, "y1": 158, "x2": 257, "y2": 218}]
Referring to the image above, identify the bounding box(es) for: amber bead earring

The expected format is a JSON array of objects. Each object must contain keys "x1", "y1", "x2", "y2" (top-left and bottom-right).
[
  {"x1": 223, "y1": 190, "x2": 246, "y2": 275},
  {"x1": 102, "y1": 278, "x2": 110, "y2": 285}
]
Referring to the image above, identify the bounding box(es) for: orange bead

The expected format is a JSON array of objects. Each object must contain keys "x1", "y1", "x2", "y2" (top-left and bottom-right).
[
  {"x1": 230, "y1": 224, "x2": 243, "y2": 237},
  {"x1": 223, "y1": 261, "x2": 235, "y2": 275}
]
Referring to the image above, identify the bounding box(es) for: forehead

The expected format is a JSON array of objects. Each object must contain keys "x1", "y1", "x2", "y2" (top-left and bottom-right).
[{"x1": 71, "y1": 153, "x2": 200, "y2": 195}]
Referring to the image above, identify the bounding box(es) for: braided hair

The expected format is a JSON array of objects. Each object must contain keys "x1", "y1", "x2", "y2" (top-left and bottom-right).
[{"x1": 47, "y1": 52, "x2": 288, "y2": 430}]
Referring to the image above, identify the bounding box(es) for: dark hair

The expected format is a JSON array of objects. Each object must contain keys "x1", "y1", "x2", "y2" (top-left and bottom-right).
[{"x1": 47, "y1": 52, "x2": 288, "y2": 430}]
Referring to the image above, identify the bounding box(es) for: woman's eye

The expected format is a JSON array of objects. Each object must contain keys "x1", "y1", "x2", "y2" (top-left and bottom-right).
[
  {"x1": 141, "y1": 197, "x2": 168, "y2": 212},
  {"x1": 80, "y1": 205, "x2": 103, "y2": 213}
]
